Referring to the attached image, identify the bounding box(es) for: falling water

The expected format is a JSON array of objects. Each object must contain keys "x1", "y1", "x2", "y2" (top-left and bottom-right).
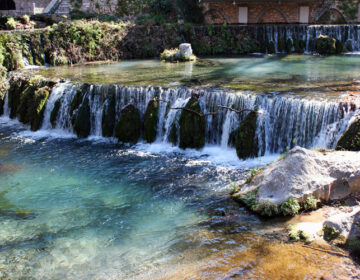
[{"x1": 15, "y1": 84, "x2": 355, "y2": 156}]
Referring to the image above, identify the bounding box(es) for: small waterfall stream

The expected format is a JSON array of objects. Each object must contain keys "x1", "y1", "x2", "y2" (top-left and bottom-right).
[{"x1": 3, "y1": 83, "x2": 351, "y2": 157}]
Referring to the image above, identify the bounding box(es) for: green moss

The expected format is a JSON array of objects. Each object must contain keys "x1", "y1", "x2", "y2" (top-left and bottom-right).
[
  {"x1": 29, "y1": 34, "x2": 45, "y2": 66},
  {"x1": 323, "y1": 225, "x2": 345, "y2": 243},
  {"x1": 280, "y1": 198, "x2": 301, "y2": 216},
  {"x1": 70, "y1": 85, "x2": 88, "y2": 117},
  {"x1": 50, "y1": 97, "x2": 62, "y2": 128},
  {"x1": 336, "y1": 118, "x2": 360, "y2": 151},
  {"x1": 302, "y1": 194, "x2": 318, "y2": 211},
  {"x1": 115, "y1": 104, "x2": 141, "y2": 144},
  {"x1": 17, "y1": 85, "x2": 38, "y2": 124},
  {"x1": 73, "y1": 97, "x2": 91, "y2": 138},
  {"x1": 143, "y1": 98, "x2": 159, "y2": 143},
  {"x1": 235, "y1": 111, "x2": 258, "y2": 160},
  {"x1": 179, "y1": 97, "x2": 206, "y2": 149},
  {"x1": 8, "y1": 77, "x2": 29, "y2": 118},
  {"x1": 316, "y1": 35, "x2": 336, "y2": 55},
  {"x1": 30, "y1": 86, "x2": 51, "y2": 131},
  {"x1": 101, "y1": 86, "x2": 116, "y2": 137},
  {"x1": 347, "y1": 238, "x2": 360, "y2": 252},
  {"x1": 252, "y1": 200, "x2": 279, "y2": 217},
  {"x1": 278, "y1": 39, "x2": 285, "y2": 53}
]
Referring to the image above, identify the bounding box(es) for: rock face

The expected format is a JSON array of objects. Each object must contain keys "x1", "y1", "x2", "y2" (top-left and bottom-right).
[
  {"x1": 233, "y1": 147, "x2": 360, "y2": 216},
  {"x1": 316, "y1": 35, "x2": 336, "y2": 55},
  {"x1": 115, "y1": 104, "x2": 141, "y2": 144},
  {"x1": 179, "y1": 97, "x2": 205, "y2": 149},
  {"x1": 336, "y1": 117, "x2": 360, "y2": 151},
  {"x1": 143, "y1": 98, "x2": 159, "y2": 143},
  {"x1": 179, "y1": 43, "x2": 193, "y2": 57},
  {"x1": 234, "y1": 111, "x2": 258, "y2": 160}
]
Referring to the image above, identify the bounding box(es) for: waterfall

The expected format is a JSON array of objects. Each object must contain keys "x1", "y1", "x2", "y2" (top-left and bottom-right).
[
  {"x1": 32, "y1": 84, "x2": 356, "y2": 155},
  {"x1": 252, "y1": 25, "x2": 360, "y2": 53},
  {"x1": 2, "y1": 92, "x2": 10, "y2": 118}
]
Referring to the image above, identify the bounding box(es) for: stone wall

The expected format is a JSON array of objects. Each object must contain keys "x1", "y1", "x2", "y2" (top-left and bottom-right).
[{"x1": 0, "y1": 0, "x2": 52, "y2": 16}]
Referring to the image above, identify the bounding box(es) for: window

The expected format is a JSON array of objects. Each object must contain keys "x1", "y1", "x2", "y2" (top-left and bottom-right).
[
  {"x1": 299, "y1": 6, "x2": 309, "y2": 23},
  {"x1": 0, "y1": 0, "x2": 16, "y2": 10},
  {"x1": 238, "y1": 7, "x2": 248, "y2": 24}
]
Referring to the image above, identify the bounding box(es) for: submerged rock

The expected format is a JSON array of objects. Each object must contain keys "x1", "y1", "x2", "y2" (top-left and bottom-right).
[
  {"x1": 143, "y1": 98, "x2": 159, "y2": 143},
  {"x1": 233, "y1": 147, "x2": 360, "y2": 216},
  {"x1": 179, "y1": 97, "x2": 205, "y2": 149},
  {"x1": 336, "y1": 117, "x2": 360, "y2": 151},
  {"x1": 234, "y1": 111, "x2": 258, "y2": 160},
  {"x1": 115, "y1": 104, "x2": 141, "y2": 144},
  {"x1": 316, "y1": 35, "x2": 336, "y2": 55}
]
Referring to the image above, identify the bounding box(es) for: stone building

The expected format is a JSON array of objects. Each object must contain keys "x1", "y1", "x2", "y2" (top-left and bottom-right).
[{"x1": 200, "y1": 0, "x2": 360, "y2": 24}]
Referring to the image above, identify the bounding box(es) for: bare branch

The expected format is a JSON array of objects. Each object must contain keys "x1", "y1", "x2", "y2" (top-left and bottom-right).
[{"x1": 155, "y1": 97, "x2": 255, "y2": 117}]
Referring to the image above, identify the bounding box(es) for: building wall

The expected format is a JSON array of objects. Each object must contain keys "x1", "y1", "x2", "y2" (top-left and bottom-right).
[
  {"x1": 202, "y1": 1, "x2": 321, "y2": 24},
  {"x1": 0, "y1": 0, "x2": 52, "y2": 16}
]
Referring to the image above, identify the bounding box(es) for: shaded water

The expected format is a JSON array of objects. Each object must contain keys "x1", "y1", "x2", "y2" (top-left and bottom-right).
[{"x1": 0, "y1": 118, "x2": 358, "y2": 280}]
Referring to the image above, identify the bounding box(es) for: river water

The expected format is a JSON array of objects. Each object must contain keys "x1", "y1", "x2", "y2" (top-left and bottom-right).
[{"x1": 1, "y1": 55, "x2": 360, "y2": 279}]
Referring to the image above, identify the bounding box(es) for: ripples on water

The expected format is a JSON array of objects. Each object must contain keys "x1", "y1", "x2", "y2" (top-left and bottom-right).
[{"x1": 0, "y1": 117, "x2": 358, "y2": 280}]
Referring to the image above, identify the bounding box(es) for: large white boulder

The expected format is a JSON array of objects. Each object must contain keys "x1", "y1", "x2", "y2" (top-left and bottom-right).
[
  {"x1": 240, "y1": 147, "x2": 360, "y2": 205},
  {"x1": 179, "y1": 43, "x2": 193, "y2": 57}
]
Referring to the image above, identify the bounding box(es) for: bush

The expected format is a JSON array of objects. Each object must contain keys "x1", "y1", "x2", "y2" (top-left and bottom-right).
[
  {"x1": 149, "y1": 0, "x2": 173, "y2": 14},
  {"x1": 5, "y1": 17, "x2": 17, "y2": 30},
  {"x1": 280, "y1": 198, "x2": 301, "y2": 216}
]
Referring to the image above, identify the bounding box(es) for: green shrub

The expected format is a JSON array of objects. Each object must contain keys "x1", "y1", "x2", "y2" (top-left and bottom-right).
[{"x1": 280, "y1": 198, "x2": 301, "y2": 216}]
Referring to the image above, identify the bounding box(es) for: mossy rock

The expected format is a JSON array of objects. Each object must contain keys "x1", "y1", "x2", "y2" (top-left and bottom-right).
[
  {"x1": 169, "y1": 122, "x2": 178, "y2": 146},
  {"x1": 50, "y1": 97, "x2": 62, "y2": 128},
  {"x1": 0, "y1": 65, "x2": 6, "y2": 82},
  {"x1": 143, "y1": 98, "x2": 159, "y2": 143},
  {"x1": 101, "y1": 86, "x2": 116, "y2": 137},
  {"x1": 179, "y1": 97, "x2": 206, "y2": 149},
  {"x1": 278, "y1": 39, "x2": 285, "y2": 53},
  {"x1": 286, "y1": 38, "x2": 292, "y2": 53},
  {"x1": 267, "y1": 41, "x2": 275, "y2": 54},
  {"x1": 115, "y1": 104, "x2": 141, "y2": 144},
  {"x1": 316, "y1": 35, "x2": 336, "y2": 55},
  {"x1": 0, "y1": 80, "x2": 9, "y2": 115},
  {"x1": 8, "y1": 77, "x2": 29, "y2": 119},
  {"x1": 336, "y1": 118, "x2": 360, "y2": 151},
  {"x1": 30, "y1": 86, "x2": 51, "y2": 131},
  {"x1": 73, "y1": 97, "x2": 91, "y2": 138},
  {"x1": 70, "y1": 84, "x2": 89, "y2": 117},
  {"x1": 29, "y1": 34, "x2": 45, "y2": 66},
  {"x1": 234, "y1": 111, "x2": 258, "y2": 160},
  {"x1": 336, "y1": 41, "x2": 345, "y2": 54}
]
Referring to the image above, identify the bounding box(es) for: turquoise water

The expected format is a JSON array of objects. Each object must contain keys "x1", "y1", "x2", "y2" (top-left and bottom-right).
[
  {"x1": 25, "y1": 54, "x2": 360, "y2": 91},
  {"x1": 0, "y1": 118, "x2": 359, "y2": 279}
]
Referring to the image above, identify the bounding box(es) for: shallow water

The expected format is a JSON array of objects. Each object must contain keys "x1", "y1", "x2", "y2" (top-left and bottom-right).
[
  {"x1": 0, "y1": 117, "x2": 359, "y2": 279},
  {"x1": 24, "y1": 55, "x2": 360, "y2": 96}
]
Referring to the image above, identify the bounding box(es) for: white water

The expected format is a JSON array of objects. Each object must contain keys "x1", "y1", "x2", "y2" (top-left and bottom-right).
[{"x1": 1, "y1": 84, "x2": 358, "y2": 158}]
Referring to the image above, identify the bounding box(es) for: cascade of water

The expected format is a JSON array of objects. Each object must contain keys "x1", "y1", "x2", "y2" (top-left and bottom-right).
[
  {"x1": 6, "y1": 82, "x2": 357, "y2": 155},
  {"x1": 41, "y1": 83, "x2": 67, "y2": 130},
  {"x1": 2, "y1": 92, "x2": 10, "y2": 117}
]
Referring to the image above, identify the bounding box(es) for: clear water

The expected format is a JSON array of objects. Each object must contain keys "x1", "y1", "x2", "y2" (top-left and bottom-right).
[
  {"x1": 23, "y1": 55, "x2": 360, "y2": 96},
  {"x1": 0, "y1": 118, "x2": 359, "y2": 280}
]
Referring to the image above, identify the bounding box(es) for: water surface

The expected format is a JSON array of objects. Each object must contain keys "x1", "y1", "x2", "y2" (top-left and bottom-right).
[{"x1": 0, "y1": 118, "x2": 358, "y2": 279}]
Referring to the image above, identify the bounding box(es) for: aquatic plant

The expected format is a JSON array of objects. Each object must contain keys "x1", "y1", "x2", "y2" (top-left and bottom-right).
[
  {"x1": 234, "y1": 111, "x2": 258, "y2": 160},
  {"x1": 302, "y1": 194, "x2": 318, "y2": 211},
  {"x1": 280, "y1": 198, "x2": 301, "y2": 216}
]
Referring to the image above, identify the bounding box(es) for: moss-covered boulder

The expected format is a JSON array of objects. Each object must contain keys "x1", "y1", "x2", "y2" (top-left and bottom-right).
[
  {"x1": 336, "y1": 118, "x2": 360, "y2": 151},
  {"x1": 101, "y1": 87, "x2": 116, "y2": 137},
  {"x1": 15, "y1": 80, "x2": 51, "y2": 130},
  {"x1": 70, "y1": 84, "x2": 89, "y2": 117},
  {"x1": 179, "y1": 97, "x2": 205, "y2": 149},
  {"x1": 50, "y1": 97, "x2": 62, "y2": 128},
  {"x1": 143, "y1": 98, "x2": 159, "y2": 143},
  {"x1": 115, "y1": 105, "x2": 141, "y2": 144},
  {"x1": 73, "y1": 97, "x2": 91, "y2": 138},
  {"x1": 316, "y1": 35, "x2": 336, "y2": 55},
  {"x1": 234, "y1": 111, "x2": 258, "y2": 160},
  {"x1": 169, "y1": 122, "x2": 178, "y2": 146},
  {"x1": 0, "y1": 79, "x2": 9, "y2": 116},
  {"x1": 8, "y1": 77, "x2": 29, "y2": 118},
  {"x1": 30, "y1": 86, "x2": 51, "y2": 131}
]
